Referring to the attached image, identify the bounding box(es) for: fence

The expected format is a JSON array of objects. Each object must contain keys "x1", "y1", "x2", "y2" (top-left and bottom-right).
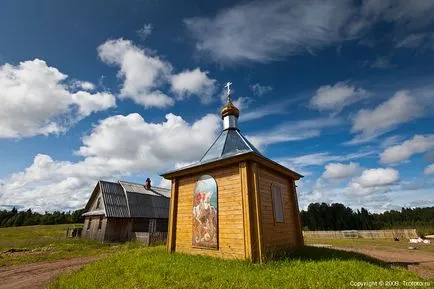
[
  {"x1": 65, "y1": 226, "x2": 83, "y2": 238},
  {"x1": 303, "y1": 229, "x2": 418, "y2": 239},
  {"x1": 133, "y1": 232, "x2": 168, "y2": 246}
]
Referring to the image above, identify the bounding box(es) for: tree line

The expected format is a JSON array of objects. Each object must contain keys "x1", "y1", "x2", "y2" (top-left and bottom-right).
[
  {"x1": 0, "y1": 207, "x2": 85, "y2": 227},
  {"x1": 1, "y1": 203, "x2": 433, "y2": 231},
  {"x1": 300, "y1": 203, "x2": 434, "y2": 232}
]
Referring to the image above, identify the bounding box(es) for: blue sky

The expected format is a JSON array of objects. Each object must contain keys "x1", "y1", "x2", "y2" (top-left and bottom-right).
[{"x1": 1, "y1": 0, "x2": 434, "y2": 213}]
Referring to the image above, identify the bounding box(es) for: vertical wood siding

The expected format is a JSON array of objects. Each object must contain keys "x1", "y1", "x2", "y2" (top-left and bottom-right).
[
  {"x1": 258, "y1": 166, "x2": 300, "y2": 252},
  {"x1": 104, "y1": 218, "x2": 132, "y2": 241},
  {"x1": 174, "y1": 164, "x2": 245, "y2": 259},
  {"x1": 83, "y1": 217, "x2": 107, "y2": 241}
]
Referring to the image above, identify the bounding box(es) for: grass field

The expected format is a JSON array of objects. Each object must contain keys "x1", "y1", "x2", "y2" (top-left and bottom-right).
[
  {"x1": 49, "y1": 246, "x2": 426, "y2": 289},
  {"x1": 2, "y1": 225, "x2": 431, "y2": 288},
  {"x1": 0, "y1": 224, "x2": 140, "y2": 266},
  {"x1": 304, "y1": 237, "x2": 434, "y2": 253}
]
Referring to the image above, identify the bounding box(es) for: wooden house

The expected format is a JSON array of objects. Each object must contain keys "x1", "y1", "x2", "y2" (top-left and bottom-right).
[
  {"x1": 161, "y1": 85, "x2": 304, "y2": 261},
  {"x1": 82, "y1": 179, "x2": 170, "y2": 244}
]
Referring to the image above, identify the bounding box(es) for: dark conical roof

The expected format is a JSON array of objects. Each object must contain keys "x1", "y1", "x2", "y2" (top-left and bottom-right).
[
  {"x1": 200, "y1": 129, "x2": 260, "y2": 162},
  {"x1": 161, "y1": 82, "x2": 303, "y2": 180}
]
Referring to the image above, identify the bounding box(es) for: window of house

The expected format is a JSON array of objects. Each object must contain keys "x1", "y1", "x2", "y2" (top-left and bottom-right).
[
  {"x1": 98, "y1": 216, "x2": 103, "y2": 230},
  {"x1": 272, "y1": 185, "x2": 284, "y2": 223},
  {"x1": 87, "y1": 218, "x2": 92, "y2": 230},
  {"x1": 96, "y1": 197, "x2": 101, "y2": 209}
]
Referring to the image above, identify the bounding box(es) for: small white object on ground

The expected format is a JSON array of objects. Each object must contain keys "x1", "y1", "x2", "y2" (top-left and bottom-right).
[
  {"x1": 409, "y1": 237, "x2": 431, "y2": 244},
  {"x1": 309, "y1": 244, "x2": 333, "y2": 248}
]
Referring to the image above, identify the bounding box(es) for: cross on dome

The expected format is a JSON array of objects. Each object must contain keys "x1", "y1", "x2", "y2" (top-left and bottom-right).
[{"x1": 225, "y1": 82, "x2": 232, "y2": 96}]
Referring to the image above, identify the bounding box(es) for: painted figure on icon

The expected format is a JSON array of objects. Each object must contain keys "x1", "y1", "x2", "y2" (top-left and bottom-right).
[{"x1": 192, "y1": 175, "x2": 218, "y2": 248}]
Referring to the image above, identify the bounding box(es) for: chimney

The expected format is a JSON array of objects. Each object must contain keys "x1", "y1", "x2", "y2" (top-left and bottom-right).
[{"x1": 145, "y1": 178, "x2": 151, "y2": 190}]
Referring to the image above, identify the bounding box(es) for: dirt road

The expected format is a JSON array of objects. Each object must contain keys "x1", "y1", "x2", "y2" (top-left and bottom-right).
[
  {"x1": 335, "y1": 246, "x2": 434, "y2": 279},
  {"x1": 0, "y1": 256, "x2": 99, "y2": 289},
  {"x1": 0, "y1": 247, "x2": 432, "y2": 288}
]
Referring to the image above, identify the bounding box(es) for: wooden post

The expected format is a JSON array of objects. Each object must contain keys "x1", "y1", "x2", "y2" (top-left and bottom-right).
[
  {"x1": 167, "y1": 178, "x2": 178, "y2": 253},
  {"x1": 290, "y1": 179, "x2": 304, "y2": 247},
  {"x1": 251, "y1": 162, "x2": 264, "y2": 262},
  {"x1": 240, "y1": 161, "x2": 252, "y2": 261}
]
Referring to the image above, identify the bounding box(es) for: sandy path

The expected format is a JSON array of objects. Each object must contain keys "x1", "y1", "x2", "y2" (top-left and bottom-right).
[
  {"x1": 334, "y1": 246, "x2": 434, "y2": 279},
  {"x1": 0, "y1": 256, "x2": 99, "y2": 289}
]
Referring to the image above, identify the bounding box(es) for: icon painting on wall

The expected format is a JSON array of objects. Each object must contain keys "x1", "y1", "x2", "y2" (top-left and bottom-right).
[{"x1": 192, "y1": 175, "x2": 218, "y2": 249}]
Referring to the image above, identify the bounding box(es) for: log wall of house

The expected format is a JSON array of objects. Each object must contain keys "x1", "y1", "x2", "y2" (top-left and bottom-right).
[{"x1": 173, "y1": 164, "x2": 245, "y2": 259}]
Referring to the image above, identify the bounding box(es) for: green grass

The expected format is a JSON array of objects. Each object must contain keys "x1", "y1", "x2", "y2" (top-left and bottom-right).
[
  {"x1": 49, "y1": 246, "x2": 426, "y2": 289},
  {"x1": 416, "y1": 227, "x2": 434, "y2": 237},
  {"x1": 305, "y1": 237, "x2": 434, "y2": 253},
  {"x1": 0, "y1": 224, "x2": 141, "y2": 266},
  {"x1": 0, "y1": 224, "x2": 79, "y2": 249}
]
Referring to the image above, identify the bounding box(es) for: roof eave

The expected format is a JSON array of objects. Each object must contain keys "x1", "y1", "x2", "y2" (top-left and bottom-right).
[
  {"x1": 161, "y1": 152, "x2": 303, "y2": 180},
  {"x1": 83, "y1": 182, "x2": 101, "y2": 212}
]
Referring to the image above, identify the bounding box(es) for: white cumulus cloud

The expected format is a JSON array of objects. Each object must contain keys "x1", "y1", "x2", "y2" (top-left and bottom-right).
[
  {"x1": 0, "y1": 112, "x2": 221, "y2": 211},
  {"x1": 342, "y1": 168, "x2": 400, "y2": 197},
  {"x1": 0, "y1": 59, "x2": 116, "y2": 138},
  {"x1": 98, "y1": 38, "x2": 174, "y2": 108},
  {"x1": 355, "y1": 168, "x2": 400, "y2": 188},
  {"x1": 322, "y1": 162, "x2": 360, "y2": 180},
  {"x1": 310, "y1": 82, "x2": 370, "y2": 113},
  {"x1": 380, "y1": 135, "x2": 434, "y2": 164},
  {"x1": 77, "y1": 112, "x2": 221, "y2": 171},
  {"x1": 424, "y1": 164, "x2": 434, "y2": 175},
  {"x1": 170, "y1": 68, "x2": 216, "y2": 104},
  {"x1": 349, "y1": 91, "x2": 424, "y2": 144},
  {"x1": 98, "y1": 39, "x2": 217, "y2": 107}
]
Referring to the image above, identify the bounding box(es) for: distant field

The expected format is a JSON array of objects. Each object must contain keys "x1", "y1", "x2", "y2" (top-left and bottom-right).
[
  {"x1": 49, "y1": 246, "x2": 426, "y2": 289},
  {"x1": 0, "y1": 224, "x2": 140, "y2": 267},
  {"x1": 304, "y1": 237, "x2": 434, "y2": 253},
  {"x1": 0, "y1": 224, "x2": 78, "y2": 249}
]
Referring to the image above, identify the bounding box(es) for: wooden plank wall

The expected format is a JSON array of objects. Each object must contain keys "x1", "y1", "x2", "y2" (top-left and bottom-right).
[
  {"x1": 258, "y1": 166, "x2": 299, "y2": 252},
  {"x1": 82, "y1": 217, "x2": 107, "y2": 241},
  {"x1": 104, "y1": 218, "x2": 132, "y2": 241},
  {"x1": 173, "y1": 164, "x2": 245, "y2": 259}
]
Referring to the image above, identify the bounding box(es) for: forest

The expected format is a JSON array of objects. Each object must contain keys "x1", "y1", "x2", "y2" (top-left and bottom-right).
[
  {"x1": 1, "y1": 204, "x2": 433, "y2": 232},
  {"x1": 301, "y1": 203, "x2": 434, "y2": 233},
  {"x1": 0, "y1": 207, "x2": 84, "y2": 227}
]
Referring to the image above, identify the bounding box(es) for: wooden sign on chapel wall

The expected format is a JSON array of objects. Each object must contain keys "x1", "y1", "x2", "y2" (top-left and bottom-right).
[{"x1": 192, "y1": 175, "x2": 218, "y2": 249}]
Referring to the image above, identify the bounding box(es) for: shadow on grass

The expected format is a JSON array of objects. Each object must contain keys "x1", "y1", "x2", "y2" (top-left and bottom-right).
[{"x1": 279, "y1": 246, "x2": 400, "y2": 269}]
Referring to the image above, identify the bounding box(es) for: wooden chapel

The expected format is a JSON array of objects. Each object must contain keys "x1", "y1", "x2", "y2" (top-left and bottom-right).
[{"x1": 161, "y1": 83, "x2": 304, "y2": 261}]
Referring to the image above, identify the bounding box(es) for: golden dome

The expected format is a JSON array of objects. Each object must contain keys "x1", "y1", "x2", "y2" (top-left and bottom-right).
[{"x1": 221, "y1": 96, "x2": 240, "y2": 119}]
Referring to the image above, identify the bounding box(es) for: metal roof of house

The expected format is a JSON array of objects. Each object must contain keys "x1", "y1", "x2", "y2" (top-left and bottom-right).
[
  {"x1": 119, "y1": 181, "x2": 171, "y2": 198},
  {"x1": 83, "y1": 180, "x2": 170, "y2": 219},
  {"x1": 100, "y1": 180, "x2": 130, "y2": 218},
  {"x1": 119, "y1": 181, "x2": 170, "y2": 219}
]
